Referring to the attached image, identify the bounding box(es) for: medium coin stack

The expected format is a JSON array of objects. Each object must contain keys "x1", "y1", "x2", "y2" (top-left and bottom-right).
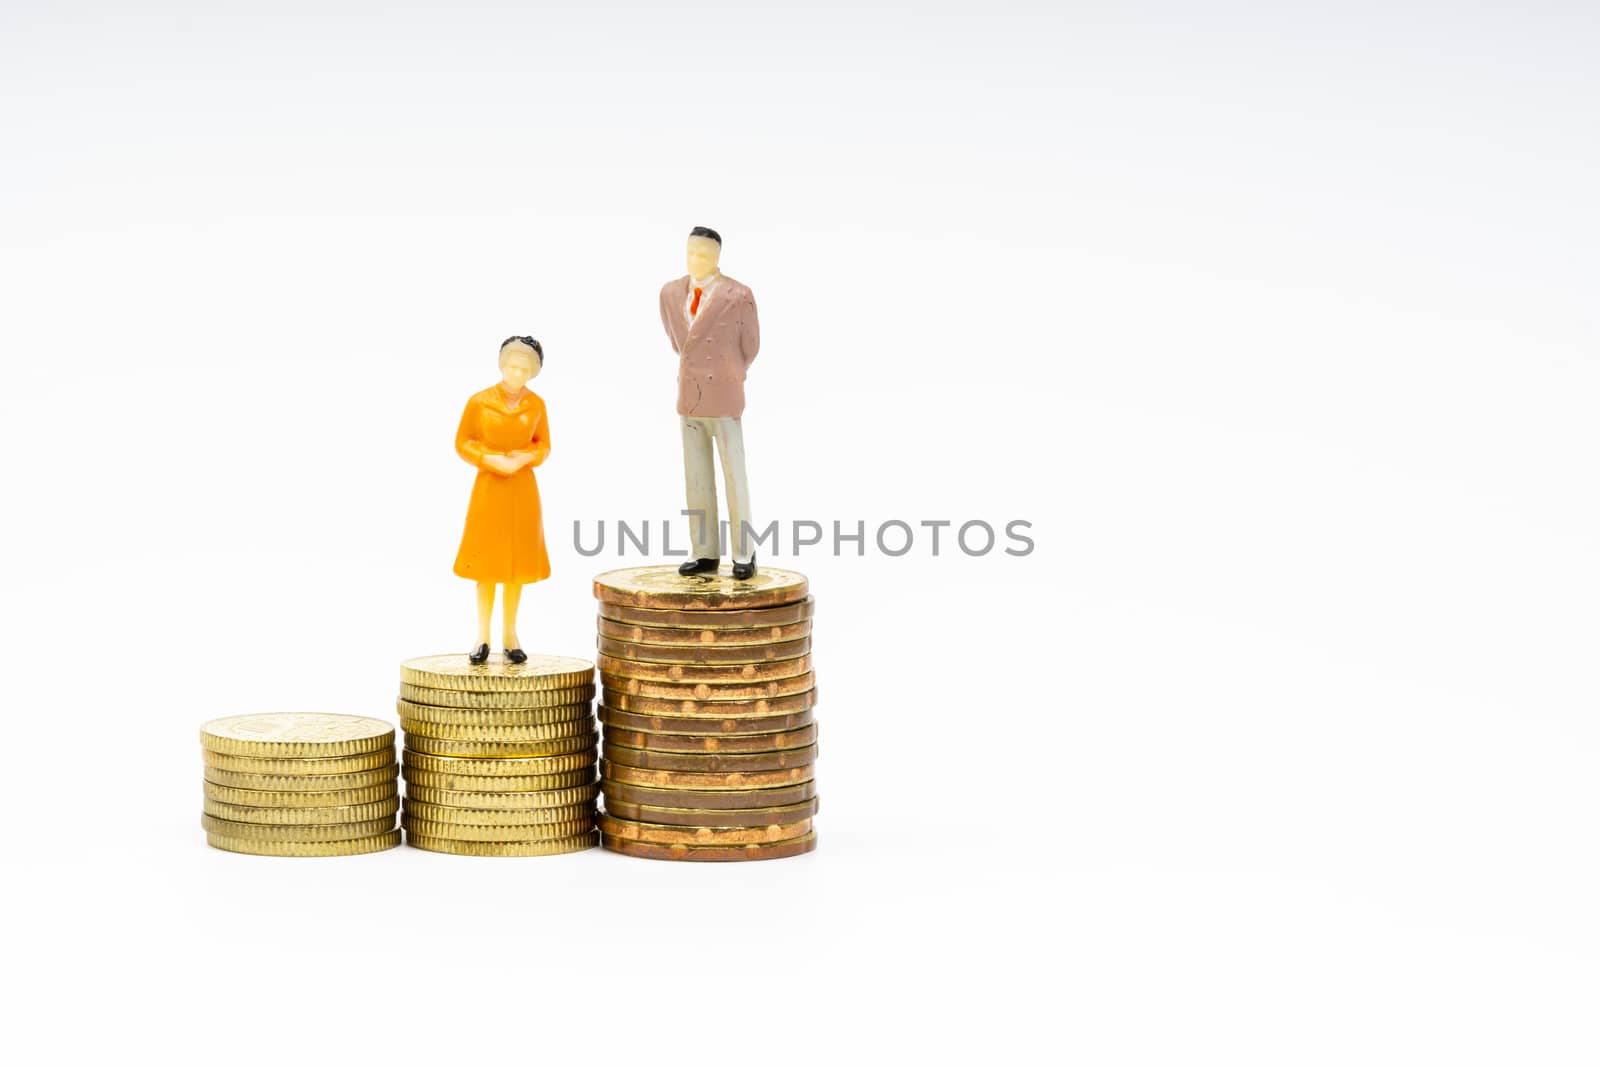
[
  {"x1": 200, "y1": 713, "x2": 401, "y2": 856},
  {"x1": 593, "y1": 565, "x2": 820, "y2": 861},
  {"x1": 397, "y1": 654, "x2": 600, "y2": 856}
]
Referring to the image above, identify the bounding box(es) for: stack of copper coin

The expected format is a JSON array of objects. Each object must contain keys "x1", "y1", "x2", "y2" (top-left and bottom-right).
[
  {"x1": 593, "y1": 565, "x2": 819, "y2": 861},
  {"x1": 396, "y1": 654, "x2": 600, "y2": 856},
  {"x1": 200, "y1": 713, "x2": 401, "y2": 856}
]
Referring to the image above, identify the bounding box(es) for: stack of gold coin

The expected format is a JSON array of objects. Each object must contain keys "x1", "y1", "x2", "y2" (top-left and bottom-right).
[
  {"x1": 200, "y1": 713, "x2": 401, "y2": 856},
  {"x1": 397, "y1": 654, "x2": 600, "y2": 856},
  {"x1": 592, "y1": 565, "x2": 819, "y2": 861}
]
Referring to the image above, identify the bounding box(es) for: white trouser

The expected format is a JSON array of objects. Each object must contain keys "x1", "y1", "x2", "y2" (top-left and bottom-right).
[{"x1": 681, "y1": 415, "x2": 755, "y2": 563}]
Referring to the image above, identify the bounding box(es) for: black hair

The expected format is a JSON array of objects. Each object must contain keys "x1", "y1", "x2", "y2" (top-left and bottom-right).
[
  {"x1": 689, "y1": 226, "x2": 722, "y2": 246},
  {"x1": 499, "y1": 335, "x2": 544, "y2": 365}
]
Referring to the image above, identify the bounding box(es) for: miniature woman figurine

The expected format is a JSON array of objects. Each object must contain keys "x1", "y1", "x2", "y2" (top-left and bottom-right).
[{"x1": 452, "y1": 336, "x2": 551, "y2": 664}]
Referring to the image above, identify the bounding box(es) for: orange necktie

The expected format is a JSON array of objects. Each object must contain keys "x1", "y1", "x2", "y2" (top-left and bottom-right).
[{"x1": 690, "y1": 287, "x2": 703, "y2": 316}]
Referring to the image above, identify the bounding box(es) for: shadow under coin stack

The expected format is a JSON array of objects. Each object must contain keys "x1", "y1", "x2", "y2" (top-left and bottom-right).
[
  {"x1": 200, "y1": 713, "x2": 401, "y2": 856},
  {"x1": 397, "y1": 654, "x2": 600, "y2": 856},
  {"x1": 593, "y1": 565, "x2": 820, "y2": 861}
]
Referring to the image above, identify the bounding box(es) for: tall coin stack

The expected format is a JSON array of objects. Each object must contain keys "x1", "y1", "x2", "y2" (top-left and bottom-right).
[
  {"x1": 593, "y1": 565, "x2": 820, "y2": 861},
  {"x1": 200, "y1": 713, "x2": 401, "y2": 856},
  {"x1": 397, "y1": 654, "x2": 600, "y2": 856}
]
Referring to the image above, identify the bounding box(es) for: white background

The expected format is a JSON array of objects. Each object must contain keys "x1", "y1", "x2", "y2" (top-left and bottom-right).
[{"x1": 2, "y1": 2, "x2": 1597, "y2": 1063}]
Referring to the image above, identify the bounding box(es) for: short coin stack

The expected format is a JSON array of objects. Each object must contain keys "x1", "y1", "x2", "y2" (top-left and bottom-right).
[
  {"x1": 200, "y1": 713, "x2": 401, "y2": 856},
  {"x1": 593, "y1": 565, "x2": 820, "y2": 861},
  {"x1": 397, "y1": 654, "x2": 600, "y2": 856}
]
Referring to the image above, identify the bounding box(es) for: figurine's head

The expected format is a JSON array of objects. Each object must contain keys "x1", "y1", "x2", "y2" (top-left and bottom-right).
[
  {"x1": 686, "y1": 226, "x2": 722, "y2": 282},
  {"x1": 498, "y1": 336, "x2": 543, "y2": 392}
]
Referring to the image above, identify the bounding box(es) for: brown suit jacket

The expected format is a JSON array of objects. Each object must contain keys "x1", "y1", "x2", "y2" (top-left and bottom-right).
[{"x1": 659, "y1": 273, "x2": 760, "y2": 417}]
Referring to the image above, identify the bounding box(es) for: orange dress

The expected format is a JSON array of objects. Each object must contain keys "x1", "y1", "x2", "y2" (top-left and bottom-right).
[{"x1": 452, "y1": 385, "x2": 551, "y2": 584}]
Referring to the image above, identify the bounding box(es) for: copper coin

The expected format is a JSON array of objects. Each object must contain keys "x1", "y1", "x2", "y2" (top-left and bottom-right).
[
  {"x1": 600, "y1": 722, "x2": 817, "y2": 753},
  {"x1": 598, "y1": 597, "x2": 815, "y2": 629},
  {"x1": 601, "y1": 760, "x2": 814, "y2": 790},
  {"x1": 599, "y1": 704, "x2": 816, "y2": 736},
  {"x1": 596, "y1": 653, "x2": 812, "y2": 684},
  {"x1": 597, "y1": 813, "x2": 812, "y2": 845},
  {"x1": 593, "y1": 565, "x2": 808, "y2": 610},
  {"x1": 602, "y1": 831, "x2": 817, "y2": 862},
  {"x1": 598, "y1": 670, "x2": 816, "y2": 703},
  {"x1": 602, "y1": 741, "x2": 817, "y2": 772},
  {"x1": 600, "y1": 778, "x2": 817, "y2": 810},
  {"x1": 597, "y1": 617, "x2": 812, "y2": 647},
  {"x1": 602, "y1": 796, "x2": 819, "y2": 827},
  {"x1": 601, "y1": 688, "x2": 815, "y2": 718},
  {"x1": 597, "y1": 636, "x2": 811, "y2": 665}
]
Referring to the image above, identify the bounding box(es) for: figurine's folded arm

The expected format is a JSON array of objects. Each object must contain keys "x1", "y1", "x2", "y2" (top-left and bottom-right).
[
  {"x1": 455, "y1": 398, "x2": 488, "y2": 469},
  {"x1": 526, "y1": 405, "x2": 551, "y2": 467},
  {"x1": 740, "y1": 291, "x2": 760, "y2": 367}
]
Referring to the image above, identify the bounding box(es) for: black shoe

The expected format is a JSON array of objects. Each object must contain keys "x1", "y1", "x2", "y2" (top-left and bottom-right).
[
  {"x1": 732, "y1": 555, "x2": 757, "y2": 580},
  {"x1": 678, "y1": 557, "x2": 719, "y2": 576},
  {"x1": 504, "y1": 647, "x2": 528, "y2": 664},
  {"x1": 468, "y1": 643, "x2": 489, "y2": 665}
]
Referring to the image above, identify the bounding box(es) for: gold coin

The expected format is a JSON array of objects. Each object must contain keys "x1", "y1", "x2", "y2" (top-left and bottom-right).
[
  {"x1": 204, "y1": 796, "x2": 399, "y2": 825},
  {"x1": 601, "y1": 723, "x2": 817, "y2": 753},
  {"x1": 396, "y1": 699, "x2": 593, "y2": 727},
  {"x1": 404, "y1": 732, "x2": 597, "y2": 758},
  {"x1": 203, "y1": 764, "x2": 398, "y2": 792},
  {"x1": 602, "y1": 796, "x2": 818, "y2": 828},
  {"x1": 593, "y1": 565, "x2": 808, "y2": 610},
  {"x1": 599, "y1": 670, "x2": 815, "y2": 702},
  {"x1": 400, "y1": 653, "x2": 594, "y2": 692},
  {"x1": 401, "y1": 815, "x2": 594, "y2": 842},
  {"x1": 397, "y1": 682, "x2": 595, "y2": 710},
  {"x1": 596, "y1": 653, "x2": 812, "y2": 684},
  {"x1": 207, "y1": 829, "x2": 402, "y2": 857},
  {"x1": 403, "y1": 750, "x2": 596, "y2": 776},
  {"x1": 598, "y1": 704, "x2": 815, "y2": 736},
  {"x1": 601, "y1": 778, "x2": 817, "y2": 810},
  {"x1": 602, "y1": 741, "x2": 817, "y2": 773},
  {"x1": 202, "y1": 749, "x2": 397, "y2": 775},
  {"x1": 597, "y1": 813, "x2": 811, "y2": 846},
  {"x1": 597, "y1": 618, "x2": 812, "y2": 646},
  {"x1": 199, "y1": 713, "x2": 394, "y2": 757},
  {"x1": 597, "y1": 636, "x2": 811, "y2": 665},
  {"x1": 601, "y1": 831, "x2": 815, "y2": 862},
  {"x1": 598, "y1": 596, "x2": 815, "y2": 629},
  {"x1": 399, "y1": 716, "x2": 596, "y2": 742},
  {"x1": 601, "y1": 688, "x2": 815, "y2": 718},
  {"x1": 401, "y1": 767, "x2": 595, "y2": 792},
  {"x1": 406, "y1": 782, "x2": 600, "y2": 811},
  {"x1": 203, "y1": 781, "x2": 398, "y2": 808},
  {"x1": 403, "y1": 799, "x2": 594, "y2": 827},
  {"x1": 406, "y1": 831, "x2": 598, "y2": 857},
  {"x1": 201, "y1": 814, "x2": 396, "y2": 842}
]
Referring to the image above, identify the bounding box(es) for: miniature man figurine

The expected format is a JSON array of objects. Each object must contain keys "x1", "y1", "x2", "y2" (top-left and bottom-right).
[
  {"x1": 659, "y1": 226, "x2": 761, "y2": 579},
  {"x1": 452, "y1": 336, "x2": 551, "y2": 664}
]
